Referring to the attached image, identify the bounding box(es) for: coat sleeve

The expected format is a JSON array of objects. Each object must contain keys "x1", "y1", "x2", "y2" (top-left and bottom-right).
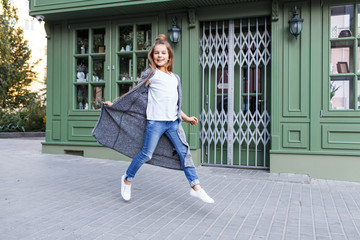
[{"x1": 92, "y1": 69, "x2": 194, "y2": 170}]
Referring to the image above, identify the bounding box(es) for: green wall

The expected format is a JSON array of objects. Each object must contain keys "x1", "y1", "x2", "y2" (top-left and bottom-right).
[
  {"x1": 35, "y1": 0, "x2": 360, "y2": 182},
  {"x1": 40, "y1": 1, "x2": 273, "y2": 166},
  {"x1": 41, "y1": 4, "x2": 207, "y2": 164},
  {"x1": 271, "y1": 0, "x2": 360, "y2": 182}
]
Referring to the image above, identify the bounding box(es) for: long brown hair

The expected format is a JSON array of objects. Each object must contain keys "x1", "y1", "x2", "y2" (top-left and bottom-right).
[{"x1": 146, "y1": 34, "x2": 174, "y2": 78}]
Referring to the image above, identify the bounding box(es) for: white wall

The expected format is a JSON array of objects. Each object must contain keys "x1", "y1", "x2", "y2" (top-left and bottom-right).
[{"x1": 11, "y1": 0, "x2": 47, "y2": 94}]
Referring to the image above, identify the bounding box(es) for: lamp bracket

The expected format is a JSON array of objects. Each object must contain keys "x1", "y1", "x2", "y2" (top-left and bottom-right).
[
  {"x1": 172, "y1": 17, "x2": 178, "y2": 27},
  {"x1": 188, "y1": 8, "x2": 196, "y2": 28},
  {"x1": 272, "y1": 0, "x2": 279, "y2": 22}
]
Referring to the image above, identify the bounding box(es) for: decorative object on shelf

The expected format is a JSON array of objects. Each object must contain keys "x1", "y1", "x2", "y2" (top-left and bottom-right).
[
  {"x1": 338, "y1": 29, "x2": 352, "y2": 38},
  {"x1": 94, "y1": 33, "x2": 105, "y2": 53},
  {"x1": 98, "y1": 45, "x2": 105, "y2": 53},
  {"x1": 120, "y1": 72, "x2": 131, "y2": 81},
  {"x1": 137, "y1": 29, "x2": 145, "y2": 50},
  {"x1": 93, "y1": 60, "x2": 104, "y2": 81},
  {"x1": 120, "y1": 47, "x2": 125, "y2": 51},
  {"x1": 77, "y1": 86, "x2": 88, "y2": 110},
  {"x1": 330, "y1": 82, "x2": 340, "y2": 100},
  {"x1": 168, "y1": 17, "x2": 181, "y2": 45},
  {"x1": 125, "y1": 45, "x2": 132, "y2": 51},
  {"x1": 77, "y1": 72, "x2": 86, "y2": 82},
  {"x1": 84, "y1": 103, "x2": 89, "y2": 110},
  {"x1": 337, "y1": 62, "x2": 349, "y2": 73},
  {"x1": 144, "y1": 40, "x2": 151, "y2": 50},
  {"x1": 124, "y1": 33, "x2": 133, "y2": 51},
  {"x1": 77, "y1": 38, "x2": 88, "y2": 54},
  {"x1": 77, "y1": 96, "x2": 84, "y2": 109},
  {"x1": 93, "y1": 97, "x2": 104, "y2": 110},
  {"x1": 76, "y1": 63, "x2": 87, "y2": 82},
  {"x1": 288, "y1": 6, "x2": 304, "y2": 39}
]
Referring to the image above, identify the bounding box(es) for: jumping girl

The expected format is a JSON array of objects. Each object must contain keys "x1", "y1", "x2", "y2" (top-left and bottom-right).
[{"x1": 103, "y1": 34, "x2": 214, "y2": 204}]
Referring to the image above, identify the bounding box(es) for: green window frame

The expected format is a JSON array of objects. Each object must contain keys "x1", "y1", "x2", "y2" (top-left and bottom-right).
[
  {"x1": 73, "y1": 27, "x2": 107, "y2": 111},
  {"x1": 115, "y1": 23, "x2": 152, "y2": 97},
  {"x1": 328, "y1": 4, "x2": 360, "y2": 111},
  {"x1": 71, "y1": 19, "x2": 155, "y2": 112}
]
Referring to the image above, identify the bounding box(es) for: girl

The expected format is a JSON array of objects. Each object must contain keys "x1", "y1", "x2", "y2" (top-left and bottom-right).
[{"x1": 103, "y1": 34, "x2": 214, "y2": 204}]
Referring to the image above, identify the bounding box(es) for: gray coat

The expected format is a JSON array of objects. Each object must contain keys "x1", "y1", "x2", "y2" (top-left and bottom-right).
[{"x1": 92, "y1": 68, "x2": 195, "y2": 170}]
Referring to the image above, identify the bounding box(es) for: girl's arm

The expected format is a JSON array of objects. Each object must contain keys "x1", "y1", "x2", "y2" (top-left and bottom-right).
[{"x1": 180, "y1": 110, "x2": 198, "y2": 126}]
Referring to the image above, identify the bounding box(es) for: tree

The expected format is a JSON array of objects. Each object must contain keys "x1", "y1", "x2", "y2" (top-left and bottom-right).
[{"x1": 0, "y1": 0, "x2": 38, "y2": 109}]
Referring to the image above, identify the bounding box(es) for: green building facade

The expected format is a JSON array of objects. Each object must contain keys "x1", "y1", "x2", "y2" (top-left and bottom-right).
[{"x1": 30, "y1": 0, "x2": 360, "y2": 182}]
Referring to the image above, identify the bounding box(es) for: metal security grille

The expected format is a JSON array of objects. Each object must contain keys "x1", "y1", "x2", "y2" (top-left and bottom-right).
[{"x1": 200, "y1": 18, "x2": 271, "y2": 168}]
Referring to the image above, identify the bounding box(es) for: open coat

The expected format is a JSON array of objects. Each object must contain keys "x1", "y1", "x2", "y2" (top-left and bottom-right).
[{"x1": 92, "y1": 68, "x2": 195, "y2": 170}]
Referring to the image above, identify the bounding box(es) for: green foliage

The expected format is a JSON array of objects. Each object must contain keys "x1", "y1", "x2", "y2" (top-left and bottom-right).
[
  {"x1": 0, "y1": 109, "x2": 26, "y2": 132},
  {"x1": 0, "y1": 98, "x2": 46, "y2": 132},
  {"x1": 0, "y1": 0, "x2": 39, "y2": 109}
]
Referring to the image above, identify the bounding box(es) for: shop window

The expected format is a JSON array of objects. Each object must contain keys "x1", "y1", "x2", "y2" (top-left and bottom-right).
[
  {"x1": 73, "y1": 23, "x2": 152, "y2": 110},
  {"x1": 74, "y1": 28, "x2": 106, "y2": 110},
  {"x1": 117, "y1": 24, "x2": 151, "y2": 96},
  {"x1": 329, "y1": 4, "x2": 360, "y2": 110}
]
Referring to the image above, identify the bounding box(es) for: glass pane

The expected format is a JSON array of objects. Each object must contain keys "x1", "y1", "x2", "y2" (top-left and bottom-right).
[
  {"x1": 330, "y1": 5, "x2": 354, "y2": 39},
  {"x1": 92, "y1": 57, "x2": 105, "y2": 82},
  {"x1": 92, "y1": 85, "x2": 105, "y2": 110},
  {"x1": 136, "y1": 24, "x2": 152, "y2": 50},
  {"x1": 118, "y1": 83, "x2": 132, "y2": 97},
  {"x1": 217, "y1": 96, "x2": 228, "y2": 113},
  {"x1": 76, "y1": 58, "x2": 88, "y2": 82},
  {"x1": 243, "y1": 68, "x2": 261, "y2": 93},
  {"x1": 358, "y1": 41, "x2": 360, "y2": 73},
  {"x1": 358, "y1": 78, "x2": 360, "y2": 109},
  {"x1": 330, "y1": 40, "x2": 353, "y2": 74},
  {"x1": 330, "y1": 77, "x2": 354, "y2": 110},
  {"x1": 217, "y1": 68, "x2": 228, "y2": 94},
  {"x1": 119, "y1": 26, "x2": 133, "y2": 51},
  {"x1": 242, "y1": 96, "x2": 263, "y2": 113},
  {"x1": 76, "y1": 85, "x2": 89, "y2": 110},
  {"x1": 119, "y1": 55, "x2": 133, "y2": 81},
  {"x1": 137, "y1": 57, "x2": 148, "y2": 80},
  {"x1": 92, "y1": 28, "x2": 105, "y2": 53},
  {"x1": 358, "y1": 5, "x2": 360, "y2": 37},
  {"x1": 76, "y1": 29, "x2": 89, "y2": 54}
]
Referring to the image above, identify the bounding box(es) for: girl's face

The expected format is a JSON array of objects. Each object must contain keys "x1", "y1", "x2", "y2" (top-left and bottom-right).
[{"x1": 153, "y1": 44, "x2": 169, "y2": 70}]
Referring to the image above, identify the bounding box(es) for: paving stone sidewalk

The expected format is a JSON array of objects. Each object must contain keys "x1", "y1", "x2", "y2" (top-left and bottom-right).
[{"x1": 1, "y1": 138, "x2": 360, "y2": 240}]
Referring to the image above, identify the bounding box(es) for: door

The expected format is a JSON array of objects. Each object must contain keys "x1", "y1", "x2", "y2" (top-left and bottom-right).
[{"x1": 200, "y1": 18, "x2": 271, "y2": 168}]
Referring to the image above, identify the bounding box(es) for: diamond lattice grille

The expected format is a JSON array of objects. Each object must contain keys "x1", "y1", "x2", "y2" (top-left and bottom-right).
[{"x1": 200, "y1": 18, "x2": 270, "y2": 168}]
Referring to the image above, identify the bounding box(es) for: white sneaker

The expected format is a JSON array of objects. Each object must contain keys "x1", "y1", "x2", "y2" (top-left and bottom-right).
[
  {"x1": 190, "y1": 188, "x2": 215, "y2": 204},
  {"x1": 121, "y1": 175, "x2": 131, "y2": 201}
]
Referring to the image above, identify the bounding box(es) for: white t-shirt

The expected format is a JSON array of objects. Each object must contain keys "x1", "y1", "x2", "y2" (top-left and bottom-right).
[{"x1": 146, "y1": 69, "x2": 179, "y2": 121}]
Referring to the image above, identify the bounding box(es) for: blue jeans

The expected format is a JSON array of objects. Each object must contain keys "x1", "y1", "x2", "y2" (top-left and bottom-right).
[{"x1": 124, "y1": 120, "x2": 200, "y2": 187}]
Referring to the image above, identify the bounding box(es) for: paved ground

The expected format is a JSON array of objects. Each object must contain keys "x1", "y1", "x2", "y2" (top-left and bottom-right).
[{"x1": 1, "y1": 138, "x2": 360, "y2": 240}]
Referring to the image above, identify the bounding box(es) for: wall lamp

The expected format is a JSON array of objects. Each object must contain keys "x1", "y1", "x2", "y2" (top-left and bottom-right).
[
  {"x1": 35, "y1": 15, "x2": 45, "y2": 23},
  {"x1": 168, "y1": 17, "x2": 181, "y2": 46},
  {"x1": 288, "y1": 6, "x2": 304, "y2": 39}
]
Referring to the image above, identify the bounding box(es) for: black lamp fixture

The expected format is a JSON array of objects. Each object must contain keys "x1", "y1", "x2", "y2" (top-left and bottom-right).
[
  {"x1": 168, "y1": 17, "x2": 181, "y2": 46},
  {"x1": 288, "y1": 6, "x2": 304, "y2": 39}
]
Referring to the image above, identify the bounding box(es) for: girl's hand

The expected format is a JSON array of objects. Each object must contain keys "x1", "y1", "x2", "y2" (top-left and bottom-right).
[
  {"x1": 103, "y1": 101, "x2": 113, "y2": 106},
  {"x1": 186, "y1": 116, "x2": 198, "y2": 126}
]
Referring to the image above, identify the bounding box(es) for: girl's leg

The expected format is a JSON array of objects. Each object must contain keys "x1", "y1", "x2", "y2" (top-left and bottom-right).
[
  {"x1": 164, "y1": 120, "x2": 200, "y2": 187},
  {"x1": 125, "y1": 120, "x2": 165, "y2": 181},
  {"x1": 165, "y1": 120, "x2": 214, "y2": 204}
]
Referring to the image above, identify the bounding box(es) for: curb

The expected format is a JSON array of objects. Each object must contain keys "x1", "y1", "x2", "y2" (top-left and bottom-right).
[{"x1": 0, "y1": 132, "x2": 45, "y2": 138}]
